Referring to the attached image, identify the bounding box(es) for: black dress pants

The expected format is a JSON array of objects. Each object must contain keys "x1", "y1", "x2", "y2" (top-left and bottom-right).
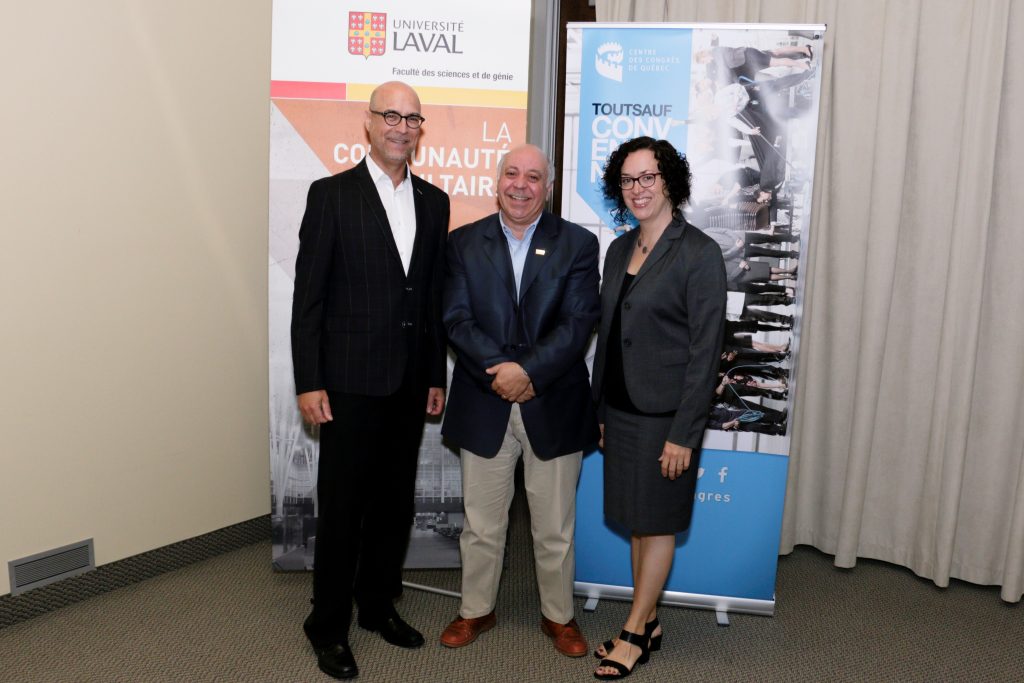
[{"x1": 304, "y1": 372, "x2": 425, "y2": 647}]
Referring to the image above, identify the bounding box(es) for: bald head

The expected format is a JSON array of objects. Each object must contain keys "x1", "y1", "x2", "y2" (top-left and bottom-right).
[
  {"x1": 497, "y1": 144, "x2": 554, "y2": 187},
  {"x1": 369, "y1": 80, "x2": 421, "y2": 111}
]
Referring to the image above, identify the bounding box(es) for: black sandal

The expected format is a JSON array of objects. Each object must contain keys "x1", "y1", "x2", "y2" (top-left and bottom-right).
[
  {"x1": 594, "y1": 638, "x2": 616, "y2": 660},
  {"x1": 594, "y1": 629, "x2": 649, "y2": 680},
  {"x1": 593, "y1": 618, "x2": 662, "y2": 659},
  {"x1": 646, "y1": 617, "x2": 663, "y2": 653}
]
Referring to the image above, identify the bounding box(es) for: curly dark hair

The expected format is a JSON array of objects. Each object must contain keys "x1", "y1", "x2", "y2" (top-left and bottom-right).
[{"x1": 601, "y1": 136, "x2": 692, "y2": 226}]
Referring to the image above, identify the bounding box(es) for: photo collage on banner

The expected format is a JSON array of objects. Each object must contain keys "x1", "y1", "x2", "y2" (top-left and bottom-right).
[
  {"x1": 564, "y1": 23, "x2": 825, "y2": 611},
  {"x1": 268, "y1": 0, "x2": 531, "y2": 570}
]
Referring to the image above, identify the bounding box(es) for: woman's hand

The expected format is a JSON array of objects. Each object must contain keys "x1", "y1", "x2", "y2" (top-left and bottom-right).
[{"x1": 659, "y1": 441, "x2": 692, "y2": 480}]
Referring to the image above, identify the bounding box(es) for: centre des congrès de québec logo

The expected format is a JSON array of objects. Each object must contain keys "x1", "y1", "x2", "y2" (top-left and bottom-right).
[
  {"x1": 595, "y1": 42, "x2": 623, "y2": 82},
  {"x1": 349, "y1": 11, "x2": 386, "y2": 58}
]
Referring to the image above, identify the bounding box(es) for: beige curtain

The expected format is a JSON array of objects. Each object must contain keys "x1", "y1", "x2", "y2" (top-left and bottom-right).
[{"x1": 596, "y1": 0, "x2": 1024, "y2": 602}]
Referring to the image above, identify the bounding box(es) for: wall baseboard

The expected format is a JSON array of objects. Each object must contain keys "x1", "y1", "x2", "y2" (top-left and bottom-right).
[{"x1": 0, "y1": 516, "x2": 270, "y2": 630}]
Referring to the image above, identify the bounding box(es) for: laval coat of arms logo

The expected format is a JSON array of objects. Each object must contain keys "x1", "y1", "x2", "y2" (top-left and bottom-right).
[{"x1": 348, "y1": 11, "x2": 386, "y2": 58}]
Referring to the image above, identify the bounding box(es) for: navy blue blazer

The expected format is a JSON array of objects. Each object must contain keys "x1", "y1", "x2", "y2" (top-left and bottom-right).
[
  {"x1": 442, "y1": 211, "x2": 600, "y2": 459},
  {"x1": 291, "y1": 160, "x2": 450, "y2": 396}
]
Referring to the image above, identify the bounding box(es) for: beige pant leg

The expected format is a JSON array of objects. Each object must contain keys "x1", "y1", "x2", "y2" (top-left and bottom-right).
[
  {"x1": 457, "y1": 413, "x2": 520, "y2": 619},
  {"x1": 512, "y1": 405, "x2": 583, "y2": 625}
]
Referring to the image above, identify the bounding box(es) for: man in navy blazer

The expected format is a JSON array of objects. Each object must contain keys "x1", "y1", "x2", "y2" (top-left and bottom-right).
[
  {"x1": 439, "y1": 144, "x2": 599, "y2": 657},
  {"x1": 291, "y1": 81, "x2": 449, "y2": 680}
]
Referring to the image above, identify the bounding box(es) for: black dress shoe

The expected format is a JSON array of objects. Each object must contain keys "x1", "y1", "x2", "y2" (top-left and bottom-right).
[
  {"x1": 312, "y1": 642, "x2": 358, "y2": 680},
  {"x1": 358, "y1": 612, "x2": 425, "y2": 648}
]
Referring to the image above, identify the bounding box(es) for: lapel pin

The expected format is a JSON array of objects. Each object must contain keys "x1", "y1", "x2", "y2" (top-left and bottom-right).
[{"x1": 535, "y1": 249, "x2": 546, "y2": 256}]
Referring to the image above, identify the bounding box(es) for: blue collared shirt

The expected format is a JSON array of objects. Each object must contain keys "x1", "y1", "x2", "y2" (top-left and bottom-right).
[{"x1": 498, "y1": 213, "x2": 540, "y2": 299}]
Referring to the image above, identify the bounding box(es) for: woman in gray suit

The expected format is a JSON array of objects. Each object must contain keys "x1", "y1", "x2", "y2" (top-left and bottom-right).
[{"x1": 591, "y1": 137, "x2": 726, "y2": 680}]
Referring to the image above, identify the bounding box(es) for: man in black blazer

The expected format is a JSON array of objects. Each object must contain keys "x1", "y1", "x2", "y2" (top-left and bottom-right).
[
  {"x1": 439, "y1": 145, "x2": 599, "y2": 657},
  {"x1": 291, "y1": 81, "x2": 449, "y2": 680}
]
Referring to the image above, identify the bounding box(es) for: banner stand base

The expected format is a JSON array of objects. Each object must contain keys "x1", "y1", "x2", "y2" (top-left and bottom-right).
[
  {"x1": 402, "y1": 580, "x2": 461, "y2": 600},
  {"x1": 574, "y1": 581, "x2": 775, "y2": 618}
]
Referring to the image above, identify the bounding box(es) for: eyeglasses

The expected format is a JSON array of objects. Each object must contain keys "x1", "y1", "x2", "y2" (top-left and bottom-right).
[
  {"x1": 619, "y1": 173, "x2": 662, "y2": 190},
  {"x1": 369, "y1": 109, "x2": 425, "y2": 129}
]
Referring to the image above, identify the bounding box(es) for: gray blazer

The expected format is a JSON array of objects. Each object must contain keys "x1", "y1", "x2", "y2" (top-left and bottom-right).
[{"x1": 591, "y1": 218, "x2": 727, "y2": 449}]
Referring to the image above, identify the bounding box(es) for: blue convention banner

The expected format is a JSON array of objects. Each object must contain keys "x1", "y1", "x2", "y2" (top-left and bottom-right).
[
  {"x1": 565, "y1": 22, "x2": 826, "y2": 612},
  {"x1": 575, "y1": 449, "x2": 789, "y2": 601},
  {"x1": 576, "y1": 27, "x2": 692, "y2": 222}
]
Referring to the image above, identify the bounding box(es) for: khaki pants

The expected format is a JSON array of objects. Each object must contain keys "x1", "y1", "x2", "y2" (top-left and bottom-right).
[{"x1": 458, "y1": 403, "x2": 582, "y2": 624}]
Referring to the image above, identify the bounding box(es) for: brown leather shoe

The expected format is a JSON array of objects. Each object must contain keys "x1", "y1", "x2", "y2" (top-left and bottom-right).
[
  {"x1": 541, "y1": 617, "x2": 588, "y2": 657},
  {"x1": 440, "y1": 612, "x2": 497, "y2": 648}
]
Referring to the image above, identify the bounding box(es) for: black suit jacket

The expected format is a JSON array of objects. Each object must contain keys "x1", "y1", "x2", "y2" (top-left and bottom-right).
[
  {"x1": 592, "y1": 218, "x2": 727, "y2": 449},
  {"x1": 442, "y1": 211, "x2": 600, "y2": 459},
  {"x1": 291, "y1": 160, "x2": 449, "y2": 396}
]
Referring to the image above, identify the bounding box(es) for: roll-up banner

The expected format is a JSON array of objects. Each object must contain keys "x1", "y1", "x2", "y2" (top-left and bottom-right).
[
  {"x1": 268, "y1": 0, "x2": 532, "y2": 571},
  {"x1": 565, "y1": 23, "x2": 826, "y2": 615}
]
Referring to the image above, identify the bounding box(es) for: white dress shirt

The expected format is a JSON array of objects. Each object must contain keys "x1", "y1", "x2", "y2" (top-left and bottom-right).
[{"x1": 365, "y1": 154, "x2": 416, "y2": 274}]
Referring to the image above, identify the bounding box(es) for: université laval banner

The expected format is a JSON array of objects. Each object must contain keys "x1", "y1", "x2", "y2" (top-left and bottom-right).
[
  {"x1": 565, "y1": 23, "x2": 826, "y2": 613},
  {"x1": 268, "y1": 0, "x2": 532, "y2": 571}
]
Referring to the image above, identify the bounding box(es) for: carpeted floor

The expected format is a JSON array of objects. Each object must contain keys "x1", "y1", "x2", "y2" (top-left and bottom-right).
[{"x1": 1, "y1": 488, "x2": 1020, "y2": 682}]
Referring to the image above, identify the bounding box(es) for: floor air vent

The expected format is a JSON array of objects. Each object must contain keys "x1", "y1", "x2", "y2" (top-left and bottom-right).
[{"x1": 8, "y1": 539, "x2": 95, "y2": 595}]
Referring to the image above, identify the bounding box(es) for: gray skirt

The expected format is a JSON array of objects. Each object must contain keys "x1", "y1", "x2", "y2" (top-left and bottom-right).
[{"x1": 603, "y1": 406, "x2": 701, "y2": 535}]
